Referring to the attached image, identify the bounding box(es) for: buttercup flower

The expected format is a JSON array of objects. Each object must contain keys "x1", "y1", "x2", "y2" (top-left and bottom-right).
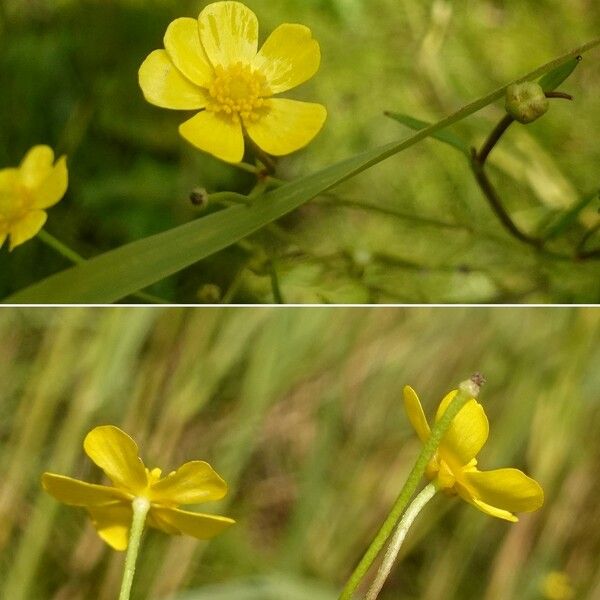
[
  {"x1": 403, "y1": 386, "x2": 544, "y2": 521},
  {"x1": 138, "y1": 1, "x2": 327, "y2": 163},
  {"x1": 541, "y1": 571, "x2": 575, "y2": 600},
  {"x1": 42, "y1": 425, "x2": 234, "y2": 550},
  {"x1": 0, "y1": 145, "x2": 67, "y2": 250}
]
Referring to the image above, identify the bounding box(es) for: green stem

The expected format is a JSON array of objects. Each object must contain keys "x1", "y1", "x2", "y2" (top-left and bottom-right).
[
  {"x1": 119, "y1": 497, "x2": 150, "y2": 600},
  {"x1": 208, "y1": 191, "x2": 253, "y2": 206},
  {"x1": 476, "y1": 114, "x2": 514, "y2": 165},
  {"x1": 269, "y1": 259, "x2": 285, "y2": 304},
  {"x1": 575, "y1": 221, "x2": 600, "y2": 259},
  {"x1": 38, "y1": 229, "x2": 84, "y2": 264},
  {"x1": 366, "y1": 483, "x2": 437, "y2": 600},
  {"x1": 338, "y1": 377, "x2": 482, "y2": 600},
  {"x1": 230, "y1": 161, "x2": 260, "y2": 175},
  {"x1": 38, "y1": 230, "x2": 167, "y2": 304},
  {"x1": 470, "y1": 152, "x2": 543, "y2": 249}
]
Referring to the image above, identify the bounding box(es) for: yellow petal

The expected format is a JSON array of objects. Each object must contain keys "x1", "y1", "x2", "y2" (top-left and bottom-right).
[
  {"x1": 83, "y1": 426, "x2": 148, "y2": 495},
  {"x1": 0, "y1": 168, "x2": 20, "y2": 216},
  {"x1": 0, "y1": 167, "x2": 19, "y2": 189},
  {"x1": 460, "y1": 468, "x2": 544, "y2": 519},
  {"x1": 150, "y1": 461, "x2": 228, "y2": 505},
  {"x1": 164, "y1": 18, "x2": 214, "y2": 88},
  {"x1": 9, "y1": 210, "x2": 47, "y2": 251},
  {"x1": 139, "y1": 50, "x2": 210, "y2": 110},
  {"x1": 179, "y1": 111, "x2": 244, "y2": 163},
  {"x1": 244, "y1": 99, "x2": 326, "y2": 156},
  {"x1": 402, "y1": 386, "x2": 431, "y2": 443},
  {"x1": 31, "y1": 156, "x2": 68, "y2": 209},
  {"x1": 198, "y1": 1, "x2": 259, "y2": 68},
  {"x1": 146, "y1": 509, "x2": 180, "y2": 535},
  {"x1": 42, "y1": 473, "x2": 129, "y2": 506},
  {"x1": 463, "y1": 495, "x2": 519, "y2": 522},
  {"x1": 0, "y1": 232, "x2": 6, "y2": 249},
  {"x1": 151, "y1": 506, "x2": 235, "y2": 539},
  {"x1": 87, "y1": 504, "x2": 133, "y2": 551},
  {"x1": 19, "y1": 145, "x2": 54, "y2": 188},
  {"x1": 253, "y1": 24, "x2": 320, "y2": 94},
  {"x1": 435, "y1": 391, "x2": 489, "y2": 466}
]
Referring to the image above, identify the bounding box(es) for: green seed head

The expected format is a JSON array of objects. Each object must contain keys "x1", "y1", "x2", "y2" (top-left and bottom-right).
[{"x1": 505, "y1": 82, "x2": 549, "y2": 124}]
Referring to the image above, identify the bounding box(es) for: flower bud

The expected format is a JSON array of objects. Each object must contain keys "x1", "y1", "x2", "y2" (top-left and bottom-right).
[
  {"x1": 189, "y1": 187, "x2": 209, "y2": 208},
  {"x1": 505, "y1": 82, "x2": 549, "y2": 124}
]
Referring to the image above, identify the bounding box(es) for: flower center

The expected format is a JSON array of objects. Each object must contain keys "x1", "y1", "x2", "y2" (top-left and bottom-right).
[{"x1": 207, "y1": 62, "x2": 271, "y2": 123}]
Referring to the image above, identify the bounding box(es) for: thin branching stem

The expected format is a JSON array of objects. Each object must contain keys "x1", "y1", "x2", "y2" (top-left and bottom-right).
[{"x1": 470, "y1": 150, "x2": 543, "y2": 249}]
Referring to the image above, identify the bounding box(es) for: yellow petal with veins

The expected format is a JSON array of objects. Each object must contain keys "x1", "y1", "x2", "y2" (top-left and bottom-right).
[
  {"x1": 253, "y1": 24, "x2": 320, "y2": 94},
  {"x1": 179, "y1": 110, "x2": 244, "y2": 163},
  {"x1": 150, "y1": 460, "x2": 228, "y2": 505},
  {"x1": 42, "y1": 473, "x2": 129, "y2": 506},
  {"x1": 198, "y1": 1, "x2": 259, "y2": 68},
  {"x1": 244, "y1": 99, "x2": 326, "y2": 156},
  {"x1": 164, "y1": 18, "x2": 214, "y2": 88},
  {"x1": 402, "y1": 386, "x2": 431, "y2": 443},
  {"x1": 152, "y1": 505, "x2": 235, "y2": 539},
  {"x1": 139, "y1": 50, "x2": 210, "y2": 110},
  {"x1": 460, "y1": 467, "x2": 544, "y2": 515},
  {"x1": 83, "y1": 426, "x2": 148, "y2": 495}
]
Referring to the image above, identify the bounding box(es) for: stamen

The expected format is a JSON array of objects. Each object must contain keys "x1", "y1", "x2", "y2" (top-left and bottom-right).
[{"x1": 207, "y1": 62, "x2": 271, "y2": 122}]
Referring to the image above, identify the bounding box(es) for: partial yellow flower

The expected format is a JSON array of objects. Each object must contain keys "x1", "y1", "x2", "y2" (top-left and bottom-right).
[
  {"x1": 403, "y1": 386, "x2": 544, "y2": 522},
  {"x1": 138, "y1": 1, "x2": 327, "y2": 163},
  {"x1": 0, "y1": 145, "x2": 67, "y2": 251},
  {"x1": 42, "y1": 425, "x2": 235, "y2": 551},
  {"x1": 541, "y1": 571, "x2": 575, "y2": 600}
]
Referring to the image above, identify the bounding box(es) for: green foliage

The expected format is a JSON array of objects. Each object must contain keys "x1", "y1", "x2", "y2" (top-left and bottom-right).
[{"x1": 1, "y1": 0, "x2": 600, "y2": 302}]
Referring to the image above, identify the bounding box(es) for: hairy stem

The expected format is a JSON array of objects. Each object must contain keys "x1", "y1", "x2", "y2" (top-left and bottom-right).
[
  {"x1": 366, "y1": 483, "x2": 437, "y2": 600},
  {"x1": 119, "y1": 498, "x2": 150, "y2": 600}
]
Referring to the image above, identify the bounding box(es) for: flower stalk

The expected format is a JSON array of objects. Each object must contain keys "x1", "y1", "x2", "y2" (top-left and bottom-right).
[
  {"x1": 366, "y1": 482, "x2": 437, "y2": 600},
  {"x1": 118, "y1": 497, "x2": 150, "y2": 600}
]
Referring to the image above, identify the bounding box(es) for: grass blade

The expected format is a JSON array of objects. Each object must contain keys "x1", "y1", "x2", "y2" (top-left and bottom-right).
[{"x1": 384, "y1": 112, "x2": 471, "y2": 157}]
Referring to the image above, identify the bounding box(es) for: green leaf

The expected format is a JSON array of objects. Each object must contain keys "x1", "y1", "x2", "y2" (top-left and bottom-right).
[
  {"x1": 6, "y1": 38, "x2": 600, "y2": 304},
  {"x1": 539, "y1": 56, "x2": 582, "y2": 91},
  {"x1": 384, "y1": 112, "x2": 471, "y2": 157}
]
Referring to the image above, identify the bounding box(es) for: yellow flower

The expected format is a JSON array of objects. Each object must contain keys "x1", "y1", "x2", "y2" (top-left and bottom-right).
[
  {"x1": 138, "y1": 1, "x2": 327, "y2": 163},
  {"x1": 0, "y1": 145, "x2": 67, "y2": 251},
  {"x1": 403, "y1": 386, "x2": 544, "y2": 522},
  {"x1": 42, "y1": 425, "x2": 235, "y2": 551},
  {"x1": 541, "y1": 571, "x2": 575, "y2": 600}
]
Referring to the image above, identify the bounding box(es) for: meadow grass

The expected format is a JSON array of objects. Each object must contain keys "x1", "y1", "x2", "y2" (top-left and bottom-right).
[
  {"x1": 0, "y1": 0, "x2": 599, "y2": 302},
  {"x1": 0, "y1": 307, "x2": 599, "y2": 598}
]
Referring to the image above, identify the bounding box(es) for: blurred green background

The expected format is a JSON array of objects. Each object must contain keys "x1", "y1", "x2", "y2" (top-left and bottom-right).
[
  {"x1": 1, "y1": 307, "x2": 599, "y2": 599},
  {"x1": 0, "y1": 0, "x2": 599, "y2": 302}
]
